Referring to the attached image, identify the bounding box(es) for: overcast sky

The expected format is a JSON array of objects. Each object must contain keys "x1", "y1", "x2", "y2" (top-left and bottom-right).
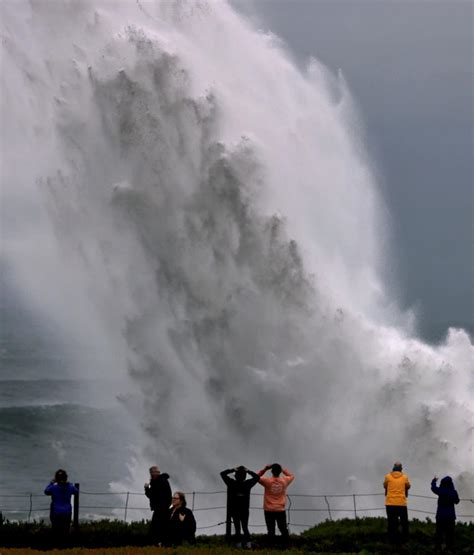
[{"x1": 235, "y1": 0, "x2": 473, "y2": 343}]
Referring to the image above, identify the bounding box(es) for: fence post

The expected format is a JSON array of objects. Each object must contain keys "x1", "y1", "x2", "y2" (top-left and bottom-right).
[
  {"x1": 124, "y1": 492, "x2": 130, "y2": 522},
  {"x1": 225, "y1": 490, "x2": 232, "y2": 542},
  {"x1": 324, "y1": 495, "x2": 332, "y2": 521},
  {"x1": 73, "y1": 483, "x2": 80, "y2": 530},
  {"x1": 192, "y1": 492, "x2": 195, "y2": 511},
  {"x1": 28, "y1": 493, "x2": 33, "y2": 522},
  {"x1": 353, "y1": 494, "x2": 357, "y2": 519}
]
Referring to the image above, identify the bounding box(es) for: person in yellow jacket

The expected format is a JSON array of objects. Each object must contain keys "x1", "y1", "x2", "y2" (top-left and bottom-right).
[{"x1": 383, "y1": 461, "x2": 410, "y2": 543}]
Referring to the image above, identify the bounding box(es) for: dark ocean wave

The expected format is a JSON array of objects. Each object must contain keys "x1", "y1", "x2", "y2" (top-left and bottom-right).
[
  {"x1": 0, "y1": 402, "x2": 139, "y2": 497},
  {"x1": 0, "y1": 403, "x2": 129, "y2": 439},
  {"x1": 0, "y1": 378, "x2": 129, "y2": 409}
]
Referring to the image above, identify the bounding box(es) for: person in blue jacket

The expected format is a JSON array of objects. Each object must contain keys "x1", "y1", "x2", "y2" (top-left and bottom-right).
[
  {"x1": 431, "y1": 475, "x2": 460, "y2": 550},
  {"x1": 44, "y1": 469, "x2": 78, "y2": 538}
]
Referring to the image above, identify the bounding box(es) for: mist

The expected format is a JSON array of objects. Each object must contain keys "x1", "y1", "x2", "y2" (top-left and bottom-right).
[{"x1": 1, "y1": 0, "x2": 472, "y2": 516}]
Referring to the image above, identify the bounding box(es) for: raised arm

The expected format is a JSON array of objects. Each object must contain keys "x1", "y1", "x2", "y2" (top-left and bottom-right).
[
  {"x1": 258, "y1": 465, "x2": 272, "y2": 485},
  {"x1": 220, "y1": 469, "x2": 235, "y2": 487},
  {"x1": 44, "y1": 482, "x2": 55, "y2": 496},
  {"x1": 144, "y1": 483, "x2": 151, "y2": 499},
  {"x1": 258, "y1": 464, "x2": 272, "y2": 477},
  {"x1": 282, "y1": 468, "x2": 294, "y2": 485},
  {"x1": 431, "y1": 477, "x2": 440, "y2": 495},
  {"x1": 246, "y1": 470, "x2": 260, "y2": 487}
]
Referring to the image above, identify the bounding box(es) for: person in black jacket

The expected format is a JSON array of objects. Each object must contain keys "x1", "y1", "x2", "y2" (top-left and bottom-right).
[
  {"x1": 166, "y1": 491, "x2": 196, "y2": 545},
  {"x1": 220, "y1": 466, "x2": 259, "y2": 547},
  {"x1": 431, "y1": 475, "x2": 460, "y2": 550},
  {"x1": 144, "y1": 466, "x2": 172, "y2": 545}
]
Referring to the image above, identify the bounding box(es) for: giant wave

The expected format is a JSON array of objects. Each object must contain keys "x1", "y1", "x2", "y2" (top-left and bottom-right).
[{"x1": 1, "y1": 0, "x2": 472, "y2": 519}]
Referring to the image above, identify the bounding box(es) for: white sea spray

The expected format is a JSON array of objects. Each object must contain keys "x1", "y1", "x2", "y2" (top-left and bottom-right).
[{"x1": 1, "y1": 1, "x2": 472, "y2": 524}]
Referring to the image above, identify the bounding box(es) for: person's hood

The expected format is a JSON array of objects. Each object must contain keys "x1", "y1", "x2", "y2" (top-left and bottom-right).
[
  {"x1": 390, "y1": 471, "x2": 404, "y2": 478},
  {"x1": 440, "y1": 476, "x2": 454, "y2": 488}
]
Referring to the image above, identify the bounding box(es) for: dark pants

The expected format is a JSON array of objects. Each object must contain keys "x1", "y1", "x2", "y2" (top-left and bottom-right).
[
  {"x1": 435, "y1": 517, "x2": 455, "y2": 548},
  {"x1": 151, "y1": 507, "x2": 169, "y2": 544},
  {"x1": 230, "y1": 506, "x2": 250, "y2": 541},
  {"x1": 386, "y1": 505, "x2": 408, "y2": 543},
  {"x1": 51, "y1": 513, "x2": 71, "y2": 544},
  {"x1": 264, "y1": 510, "x2": 288, "y2": 538}
]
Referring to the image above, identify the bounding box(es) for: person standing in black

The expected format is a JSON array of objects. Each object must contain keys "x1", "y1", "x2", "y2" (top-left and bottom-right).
[
  {"x1": 431, "y1": 475, "x2": 460, "y2": 551},
  {"x1": 144, "y1": 465, "x2": 172, "y2": 545},
  {"x1": 220, "y1": 465, "x2": 259, "y2": 547}
]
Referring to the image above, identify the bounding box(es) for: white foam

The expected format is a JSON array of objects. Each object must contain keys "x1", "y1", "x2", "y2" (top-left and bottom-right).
[{"x1": 1, "y1": 1, "x2": 472, "y2": 515}]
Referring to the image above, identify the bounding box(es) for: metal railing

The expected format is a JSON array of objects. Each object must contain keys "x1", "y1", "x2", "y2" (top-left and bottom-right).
[{"x1": 1, "y1": 488, "x2": 473, "y2": 532}]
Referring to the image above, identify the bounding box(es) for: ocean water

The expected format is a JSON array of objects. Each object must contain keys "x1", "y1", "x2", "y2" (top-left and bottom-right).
[
  {"x1": 0, "y1": 288, "x2": 142, "y2": 519},
  {"x1": 0, "y1": 354, "x2": 141, "y2": 520}
]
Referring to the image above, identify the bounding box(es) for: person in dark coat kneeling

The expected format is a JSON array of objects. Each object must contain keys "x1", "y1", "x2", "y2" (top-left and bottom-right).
[
  {"x1": 431, "y1": 475, "x2": 460, "y2": 550},
  {"x1": 166, "y1": 491, "x2": 196, "y2": 545}
]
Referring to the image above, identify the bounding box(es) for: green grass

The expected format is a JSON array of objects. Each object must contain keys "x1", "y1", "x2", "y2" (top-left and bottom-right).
[
  {"x1": 0, "y1": 548, "x2": 314, "y2": 555},
  {"x1": 0, "y1": 517, "x2": 473, "y2": 553}
]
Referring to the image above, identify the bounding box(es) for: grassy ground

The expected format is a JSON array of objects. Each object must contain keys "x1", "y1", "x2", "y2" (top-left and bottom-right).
[
  {"x1": 1, "y1": 517, "x2": 473, "y2": 553},
  {"x1": 0, "y1": 549, "x2": 339, "y2": 554},
  {"x1": 0, "y1": 547, "x2": 308, "y2": 555},
  {"x1": 0, "y1": 547, "x2": 318, "y2": 555}
]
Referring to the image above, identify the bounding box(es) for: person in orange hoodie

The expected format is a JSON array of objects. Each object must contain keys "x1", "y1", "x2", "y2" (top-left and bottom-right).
[
  {"x1": 383, "y1": 461, "x2": 411, "y2": 543},
  {"x1": 258, "y1": 463, "x2": 294, "y2": 541}
]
